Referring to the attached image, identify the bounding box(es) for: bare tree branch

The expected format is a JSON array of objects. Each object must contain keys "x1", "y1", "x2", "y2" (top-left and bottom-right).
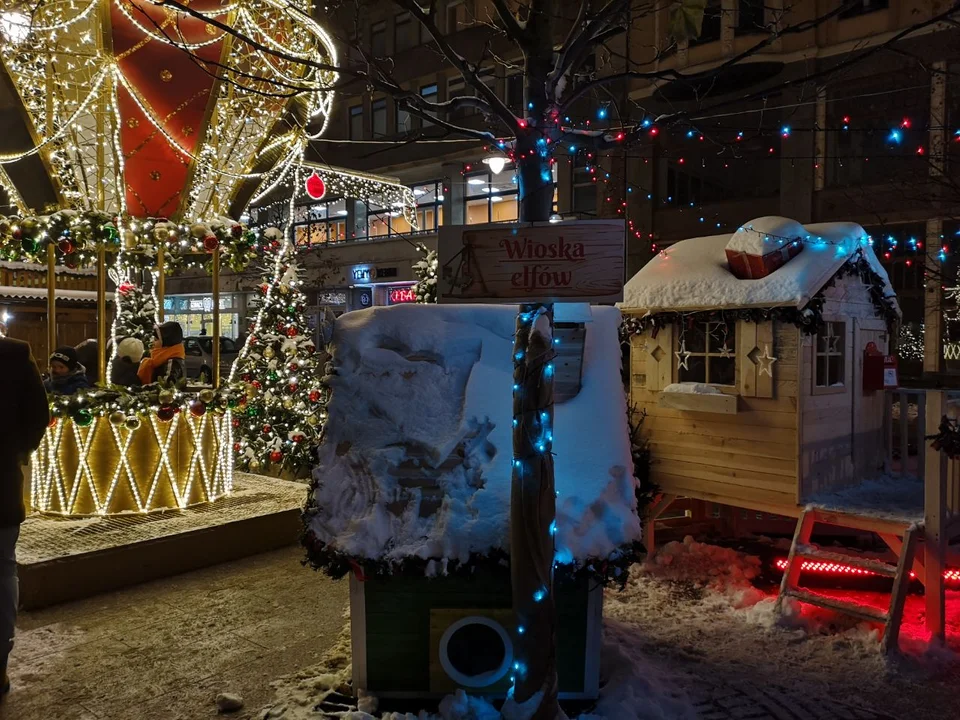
[
  {"x1": 489, "y1": 0, "x2": 529, "y2": 42},
  {"x1": 549, "y1": 0, "x2": 631, "y2": 98}
]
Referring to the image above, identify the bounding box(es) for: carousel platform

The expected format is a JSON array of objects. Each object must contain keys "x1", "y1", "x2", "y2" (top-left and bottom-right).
[{"x1": 17, "y1": 472, "x2": 305, "y2": 610}]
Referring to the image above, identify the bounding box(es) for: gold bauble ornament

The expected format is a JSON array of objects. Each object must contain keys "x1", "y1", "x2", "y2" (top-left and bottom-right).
[
  {"x1": 306, "y1": 414, "x2": 319, "y2": 426},
  {"x1": 123, "y1": 229, "x2": 138, "y2": 249},
  {"x1": 249, "y1": 458, "x2": 262, "y2": 471},
  {"x1": 199, "y1": 389, "x2": 216, "y2": 404},
  {"x1": 279, "y1": 285, "x2": 289, "y2": 295},
  {"x1": 108, "y1": 410, "x2": 126, "y2": 426},
  {"x1": 158, "y1": 389, "x2": 175, "y2": 405},
  {"x1": 283, "y1": 398, "x2": 295, "y2": 410},
  {"x1": 125, "y1": 416, "x2": 141, "y2": 431},
  {"x1": 264, "y1": 346, "x2": 275, "y2": 359}
]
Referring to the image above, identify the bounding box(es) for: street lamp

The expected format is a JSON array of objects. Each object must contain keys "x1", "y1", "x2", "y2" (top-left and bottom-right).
[{"x1": 483, "y1": 156, "x2": 507, "y2": 175}]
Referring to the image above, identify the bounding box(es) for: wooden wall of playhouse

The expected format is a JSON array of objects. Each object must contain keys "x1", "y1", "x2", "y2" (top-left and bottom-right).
[{"x1": 628, "y1": 274, "x2": 890, "y2": 517}]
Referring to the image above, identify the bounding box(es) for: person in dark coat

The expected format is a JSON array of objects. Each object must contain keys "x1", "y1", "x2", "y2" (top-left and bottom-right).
[
  {"x1": 137, "y1": 322, "x2": 186, "y2": 385},
  {"x1": 110, "y1": 337, "x2": 144, "y2": 387},
  {"x1": 0, "y1": 337, "x2": 50, "y2": 696},
  {"x1": 43, "y1": 347, "x2": 92, "y2": 395},
  {"x1": 74, "y1": 339, "x2": 99, "y2": 385}
]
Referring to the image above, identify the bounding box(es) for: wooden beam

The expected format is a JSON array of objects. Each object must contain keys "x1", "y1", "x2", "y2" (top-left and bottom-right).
[{"x1": 882, "y1": 525, "x2": 918, "y2": 654}]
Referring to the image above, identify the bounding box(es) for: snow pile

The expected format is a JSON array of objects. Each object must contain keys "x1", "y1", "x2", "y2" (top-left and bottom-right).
[
  {"x1": 308, "y1": 304, "x2": 640, "y2": 568},
  {"x1": 725, "y1": 216, "x2": 806, "y2": 255},
  {"x1": 620, "y1": 220, "x2": 898, "y2": 314},
  {"x1": 806, "y1": 474, "x2": 924, "y2": 523},
  {"x1": 662, "y1": 382, "x2": 721, "y2": 395}
]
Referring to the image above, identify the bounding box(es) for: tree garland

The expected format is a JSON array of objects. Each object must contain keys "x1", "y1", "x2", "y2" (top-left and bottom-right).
[
  {"x1": 0, "y1": 210, "x2": 277, "y2": 273},
  {"x1": 413, "y1": 242, "x2": 439, "y2": 304},
  {"x1": 928, "y1": 416, "x2": 960, "y2": 459},
  {"x1": 47, "y1": 382, "x2": 237, "y2": 428}
]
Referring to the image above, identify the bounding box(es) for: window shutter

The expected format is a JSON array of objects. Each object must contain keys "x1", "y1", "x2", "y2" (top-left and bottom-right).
[
  {"x1": 644, "y1": 324, "x2": 674, "y2": 392},
  {"x1": 738, "y1": 320, "x2": 775, "y2": 398}
]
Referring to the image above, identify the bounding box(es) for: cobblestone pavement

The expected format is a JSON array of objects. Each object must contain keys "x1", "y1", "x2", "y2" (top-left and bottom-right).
[
  {"x1": 686, "y1": 680, "x2": 898, "y2": 720},
  {"x1": 0, "y1": 546, "x2": 348, "y2": 720}
]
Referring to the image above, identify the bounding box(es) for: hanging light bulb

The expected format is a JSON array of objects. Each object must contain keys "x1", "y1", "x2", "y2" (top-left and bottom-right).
[{"x1": 483, "y1": 156, "x2": 508, "y2": 174}]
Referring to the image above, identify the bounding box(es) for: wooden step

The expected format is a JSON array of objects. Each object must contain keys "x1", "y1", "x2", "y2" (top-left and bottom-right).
[
  {"x1": 794, "y1": 544, "x2": 899, "y2": 577},
  {"x1": 784, "y1": 588, "x2": 888, "y2": 625}
]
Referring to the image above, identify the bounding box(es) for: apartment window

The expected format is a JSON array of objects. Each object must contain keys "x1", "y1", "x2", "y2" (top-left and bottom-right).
[
  {"x1": 464, "y1": 168, "x2": 518, "y2": 224},
  {"x1": 349, "y1": 105, "x2": 363, "y2": 140},
  {"x1": 815, "y1": 322, "x2": 846, "y2": 389},
  {"x1": 396, "y1": 101, "x2": 411, "y2": 134},
  {"x1": 395, "y1": 12, "x2": 418, "y2": 51},
  {"x1": 421, "y1": 83, "x2": 439, "y2": 122},
  {"x1": 690, "y1": 0, "x2": 722, "y2": 45},
  {"x1": 372, "y1": 99, "x2": 387, "y2": 137},
  {"x1": 411, "y1": 181, "x2": 444, "y2": 231},
  {"x1": 371, "y1": 21, "x2": 387, "y2": 56},
  {"x1": 292, "y1": 199, "x2": 348, "y2": 246},
  {"x1": 677, "y1": 321, "x2": 736, "y2": 385},
  {"x1": 505, "y1": 73, "x2": 523, "y2": 111},
  {"x1": 737, "y1": 0, "x2": 766, "y2": 33},
  {"x1": 839, "y1": 0, "x2": 889, "y2": 20},
  {"x1": 446, "y1": 0, "x2": 467, "y2": 33},
  {"x1": 571, "y1": 165, "x2": 596, "y2": 215}
]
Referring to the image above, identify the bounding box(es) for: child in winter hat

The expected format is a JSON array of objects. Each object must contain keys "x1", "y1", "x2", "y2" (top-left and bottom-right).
[
  {"x1": 45, "y1": 346, "x2": 92, "y2": 395},
  {"x1": 110, "y1": 337, "x2": 145, "y2": 387}
]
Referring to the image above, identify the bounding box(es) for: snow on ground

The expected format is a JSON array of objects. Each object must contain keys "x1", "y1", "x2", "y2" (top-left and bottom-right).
[
  {"x1": 662, "y1": 382, "x2": 722, "y2": 395},
  {"x1": 308, "y1": 304, "x2": 640, "y2": 569},
  {"x1": 805, "y1": 474, "x2": 924, "y2": 523},
  {"x1": 620, "y1": 219, "x2": 897, "y2": 314}
]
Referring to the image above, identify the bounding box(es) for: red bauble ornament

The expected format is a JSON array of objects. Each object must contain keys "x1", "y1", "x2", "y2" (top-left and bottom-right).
[
  {"x1": 57, "y1": 238, "x2": 74, "y2": 254},
  {"x1": 157, "y1": 405, "x2": 176, "y2": 422},
  {"x1": 12, "y1": 228, "x2": 22, "y2": 240},
  {"x1": 287, "y1": 382, "x2": 298, "y2": 394},
  {"x1": 117, "y1": 281, "x2": 135, "y2": 296},
  {"x1": 309, "y1": 390, "x2": 321, "y2": 403},
  {"x1": 242, "y1": 373, "x2": 252, "y2": 382},
  {"x1": 189, "y1": 401, "x2": 206, "y2": 417},
  {"x1": 259, "y1": 283, "x2": 269, "y2": 294},
  {"x1": 232, "y1": 418, "x2": 240, "y2": 428},
  {"x1": 48, "y1": 416, "x2": 58, "y2": 428},
  {"x1": 277, "y1": 322, "x2": 285, "y2": 332},
  {"x1": 286, "y1": 327, "x2": 298, "y2": 338},
  {"x1": 231, "y1": 224, "x2": 243, "y2": 238},
  {"x1": 233, "y1": 442, "x2": 241, "y2": 452},
  {"x1": 252, "y1": 380, "x2": 262, "y2": 390},
  {"x1": 292, "y1": 433, "x2": 305, "y2": 443},
  {"x1": 203, "y1": 234, "x2": 219, "y2": 252},
  {"x1": 262, "y1": 424, "x2": 272, "y2": 434},
  {"x1": 289, "y1": 363, "x2": 299, "y2": 372},
  {"x1": 304, "y1": 171, "x2": 326, "y2": 200},
  {"x1": 269, "y1": 450, "x2": 283, "y2": 464}
]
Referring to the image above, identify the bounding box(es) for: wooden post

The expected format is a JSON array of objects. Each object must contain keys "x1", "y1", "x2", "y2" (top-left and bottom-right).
[
  {"x1": 212, "y1": 246, "x2": 221, "y2": 388},
  {"x1": 924, "y1": 220, "x2": 943, "y2": 375},
  {"x1": 923, "y1": 390, "x2": 947, "y2": 643},
  {"x1": 156, "y1": 246, "x2": 165, "y2": 322},
  {"x1": 46, "y1": 243, "x2": 56, "y2": 361},
  {"x1": 814, "y1": 86, "x2": 826, "y2": 192},
  {"x1": 96, "y1": 245, "x2": 107, "y2": 383}
]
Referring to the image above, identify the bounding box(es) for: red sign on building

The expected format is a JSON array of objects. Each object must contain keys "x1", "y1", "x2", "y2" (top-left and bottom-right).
[{"x1": 389, "y1": 287, "x2": 417, "y2": 304}]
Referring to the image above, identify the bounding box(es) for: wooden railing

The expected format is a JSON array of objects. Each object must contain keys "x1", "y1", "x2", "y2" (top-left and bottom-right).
[{"x1": 0, "y1": 267, "x2": 96, "y2": 291}]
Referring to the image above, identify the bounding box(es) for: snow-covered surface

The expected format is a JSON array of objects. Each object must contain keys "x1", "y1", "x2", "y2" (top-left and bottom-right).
[
  {"x1": 0, "y1": 259, "x2": 96, "y2": 275},
  {"x1": 309, "y1": 304, "x2": 640, "y2": 568},
  {"x1": 0, "y1": 284, "x2": 113, "y2": 302},
  {"x1": 725, "y1": 216, "x2": 806, "y2": 255},
  {"x1": 805, "y1": 474, "x2": 924, "y2": 524},
  {"x1": 620, "y1": 220, "x2": 898, "y2": 314},
  {"x1": 662, "y1": 382, "x2": 721, "y2": 395}
]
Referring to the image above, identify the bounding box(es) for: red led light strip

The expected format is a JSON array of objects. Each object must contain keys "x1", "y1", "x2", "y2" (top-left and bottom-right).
[{"x1": 774, "y1": 558, "x2": 960, "y2": 584}]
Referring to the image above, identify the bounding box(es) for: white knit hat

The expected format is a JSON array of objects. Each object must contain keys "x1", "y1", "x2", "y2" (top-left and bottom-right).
[{"x1": 117, "y1": 337, "x2": 145, "y2": 363}]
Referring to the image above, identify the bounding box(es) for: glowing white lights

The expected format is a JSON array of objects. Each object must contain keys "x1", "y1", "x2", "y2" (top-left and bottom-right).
[
  {"x1": 0, "y1": 12, "x2": 30, "y2": 44},
  {"x1": 483, "y1": 156, "x2": 508, "y2": 174}
]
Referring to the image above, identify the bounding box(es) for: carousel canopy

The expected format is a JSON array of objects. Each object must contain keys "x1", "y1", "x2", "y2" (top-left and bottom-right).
[{"x1": 0, "y1": 1, "x2": 337, "y2": 220}]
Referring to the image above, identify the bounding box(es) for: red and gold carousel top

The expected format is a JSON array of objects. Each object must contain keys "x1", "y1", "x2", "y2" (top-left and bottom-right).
[{"x1": 0, "y1": 0, "x2": 337, "y2": 219}]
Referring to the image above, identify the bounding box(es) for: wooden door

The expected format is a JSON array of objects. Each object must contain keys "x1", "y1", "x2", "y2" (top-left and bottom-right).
[{"x1": 853, "y1": 320, "x2": 888, "y2": 479}]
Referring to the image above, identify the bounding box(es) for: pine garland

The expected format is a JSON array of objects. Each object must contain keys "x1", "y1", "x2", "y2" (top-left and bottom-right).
[{"x1": 413, "y1": 243, "x2": 439, "y2": 304}]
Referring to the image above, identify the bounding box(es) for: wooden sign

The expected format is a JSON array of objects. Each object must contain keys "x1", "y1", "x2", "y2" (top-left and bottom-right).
[{"x1": 437, "y1": 220, "x2": 625, "y2": 304}]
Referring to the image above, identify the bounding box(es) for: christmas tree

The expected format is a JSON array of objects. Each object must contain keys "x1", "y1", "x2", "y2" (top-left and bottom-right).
[
  {"x1": 112, "y1": 273, "x2": 157, "y2": 348},
  {"x1": 230, "y1": 243, "x2": 324, "y2": 476},
  {"x1": 413, "y1": 242, "x2": 438, "y2": 303}
]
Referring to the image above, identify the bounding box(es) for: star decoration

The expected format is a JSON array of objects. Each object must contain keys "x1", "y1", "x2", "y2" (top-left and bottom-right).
[
  {"x1": 756, "y1": 344, "x2": 778, "y2": 377},
  {"x1": 827, "y1": 334, "x2": 841, "y2": 353},
  {"x1": 126, "y1": 117, "x2": 139, "y2": 129},
  {"x1": 718, "y1": 343, "x2": 733, "y2": 359},
  {"x1": 160, "y1": 69, "x2": 173, "y2": 82},
  {"x1": 675, "y1": 342, "x2": 691, "y2": 371}
]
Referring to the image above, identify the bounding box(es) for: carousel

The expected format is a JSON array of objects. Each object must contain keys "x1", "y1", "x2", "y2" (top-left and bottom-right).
[{"x1": 0, "y1": 0, "x2": 339, "y2": 516}]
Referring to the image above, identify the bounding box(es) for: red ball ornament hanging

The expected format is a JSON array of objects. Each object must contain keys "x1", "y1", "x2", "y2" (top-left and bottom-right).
[
  {"x1": 231, "y1": 224, "x2": 243, "y2": 238},
  {"x1": 157, "y1": 405, "x2": 176, "y2": 422},
  {"x1": 262, "y1": 424, "x2": 272, "y2": 434},
  {"x1": 309, "y1": 390, "x2": 321, "y2": 403},
  {"x1": 287, "y1": 381, "x2": 298, "y2": 394},
  {"x1": 189, "y1": 401, "x2": 206, "y2": 418},
  {"x1": 259, "y1": 283, "x2": 269, "y2": 294},
  {"x1": 57, "y1": 238, "x2": 75, "y2": 254},
  {"x1": 203, "y1": 234, "x2": 219, "y2": 252},
  {"x1": 277, "y1": 322, "x2": 286, "y2": 332},
  {"x1": 242, "y1": 373, "x2": 252, "y2": 382},
  {"x1": 232, "y1": 418, "x2": 240, "y2": 428},
  {"x1": 48, "y1": 416, "x2": 58, "y2": 428},
  {"x1": 12, "y1": 227, "x2": 22, "y2": 240},
  {"x1": 289, "y1": 363, "x2": 299, "y2": 372},
  {"x1": 304, "y1": 170, "x2": 326, "y2": 200},
  {"x1": 233, "y1": 442, "x2": 241, "y2": 452},
  {"x1": 251, "y1": 380, "x2": 262, "y2": 390},
  {"x1": 292, "y1": 433, "x2": 305, "y2": 443},
  {"x1": 286, "y1": 326, "x2": 298, "y2": 338},
  {"x1": 269, "y1": 450, "x2": 283, "y2": 464},
  {"x1": 117, "y1": 281, "x2": 135, "y2": 296}
]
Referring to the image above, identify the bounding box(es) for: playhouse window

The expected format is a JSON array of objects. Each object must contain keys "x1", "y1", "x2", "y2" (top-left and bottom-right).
[
  {"x1": 815, "y1": 321, "x2": 846, "y2": 387},
  {"x1": 677, "y1": 321, "x2": 736, "y2": 385}
]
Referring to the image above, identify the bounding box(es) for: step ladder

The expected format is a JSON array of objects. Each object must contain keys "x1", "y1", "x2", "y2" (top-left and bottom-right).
[{"x1": 774, "y1": 508, "x2": 919, "y2": 654}]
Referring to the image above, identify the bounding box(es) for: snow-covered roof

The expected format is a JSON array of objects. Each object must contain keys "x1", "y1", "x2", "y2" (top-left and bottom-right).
[
  {"x1": 620, "y1": 220, "x2": 898, "y2": 315},
  {"x1": 0, "y1": 285, "x2": 112, "y2": 303},
  {"x1": 0, "y1": 260, "x2": 96, "y2": 276},
  {"x1": 307, "y1": 304, "x2": 640, "y2": 570}
]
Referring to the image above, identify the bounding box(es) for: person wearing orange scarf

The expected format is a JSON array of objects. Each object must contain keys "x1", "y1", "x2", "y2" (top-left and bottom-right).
[{"x1": 138, "y1": 322, "x2": 186, "y2": 385}]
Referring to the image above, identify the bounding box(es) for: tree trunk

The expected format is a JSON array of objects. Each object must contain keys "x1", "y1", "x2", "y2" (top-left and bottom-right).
[{"x1": 510, "y1": 135, "x2": 560, "y2": 718}]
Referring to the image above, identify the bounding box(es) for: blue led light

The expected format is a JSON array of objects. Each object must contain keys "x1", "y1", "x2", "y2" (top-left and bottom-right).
[
  {"x1": 568, "y1": 145, "x2": 576, "y2": 152},
  {"x1": 597, "y1": 107, "x2": 607, "y2": 119},
  {"x1": 515, "y1": 351, "x2": 524, "y2": 360},
  {"x1": 553, "y1": 338, "x2": 560, "y2": 345},
  {"x1": 514, "y1": 459, "x2": 522, "y2": 468},
  {"x1": 533, "y1": 588, "x2": 546, "y2": 602},
  {"x1": 549, "y1": 520, "x2": 557, "y2": 535},
  {"x1": 541, "y1": 411, "x2": 549, "y2": 421},
  {"x1": 545, "y1": 363, "x2": 554, "y2": 377},
  {"x1": 641, "y1": 118, "x2": 652, "y2": 128},
  {"x1": 781, "y1": 125, "x2": 791, "y2": 137},
  {"x1": 517, "y1": 625, "x2": 525, "y2": 635},
  {"x1": 513, "y1": 418, "x2": 518, "y2": 427},
  {"x1": 527, "y1": 101, "x2": 534, "y2": 110},
  {"x1": 686, "y1": 130, "x2": 695, "y2": 138},
  {"x1": 888, "y1": 129, "x2": 902, "y2": 144},
  {"x1": 513, "y1": 383, "x2": 520, "y2": 390}
]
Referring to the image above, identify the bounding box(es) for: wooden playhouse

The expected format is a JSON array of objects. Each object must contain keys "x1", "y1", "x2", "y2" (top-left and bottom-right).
[
  {"x1": 303, "y1": 303, "x2": 640, "y2": 699},
  {"x1": 622, "y1": 216, "x2": 960, "y2": 651}
]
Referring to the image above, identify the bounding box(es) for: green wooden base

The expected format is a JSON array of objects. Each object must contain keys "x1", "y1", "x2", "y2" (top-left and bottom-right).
[{"x1": 350, "y1": 569, "x2": 602, "y2": 700}]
